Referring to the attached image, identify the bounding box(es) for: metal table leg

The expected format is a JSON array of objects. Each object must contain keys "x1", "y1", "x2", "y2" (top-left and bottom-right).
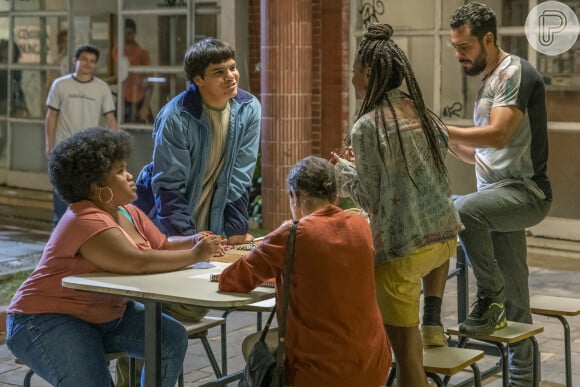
[{"x1": 143, "y1": 300, "x2": 162, "y2": 387}]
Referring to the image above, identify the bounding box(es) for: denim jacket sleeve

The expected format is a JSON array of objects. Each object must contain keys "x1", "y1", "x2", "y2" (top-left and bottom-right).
[
  {"x1": 222, "y1": 98, "x2": 261, "y2": 237},
  {"x1": 151, "y1": 110, "x2": 200, "y2": 236}
]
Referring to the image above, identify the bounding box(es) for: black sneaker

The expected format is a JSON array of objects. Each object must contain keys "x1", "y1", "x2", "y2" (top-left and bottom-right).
[{"x1": 458, "y1": 297, "x2": 508, "y2": 336}]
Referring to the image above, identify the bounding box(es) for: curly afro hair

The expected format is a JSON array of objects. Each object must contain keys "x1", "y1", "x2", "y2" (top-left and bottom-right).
[{"x1": 49, "y1": 127, "x2": 133, "y2": 204}]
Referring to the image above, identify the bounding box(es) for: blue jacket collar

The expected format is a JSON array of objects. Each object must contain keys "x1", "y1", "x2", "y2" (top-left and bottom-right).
[{"x1": 182, "y1": 83, "x2": 254, "y2": 119}]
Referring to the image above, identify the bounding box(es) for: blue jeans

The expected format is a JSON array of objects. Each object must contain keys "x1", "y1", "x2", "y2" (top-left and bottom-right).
[
  {"x1": 53, "y1": 189, "x2": 68, "y2": 226},
  {"x1": 454, "y1": 184, "x2": 551, "y2": 387},
  {"x1": 6, "y1": 301, "x2": 188, "y2": 387}
]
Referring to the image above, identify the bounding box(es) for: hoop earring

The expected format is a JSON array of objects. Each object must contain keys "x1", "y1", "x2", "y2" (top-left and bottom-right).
[{"x1": 98, "y1": 187, "x2": 114, "y2": 204}]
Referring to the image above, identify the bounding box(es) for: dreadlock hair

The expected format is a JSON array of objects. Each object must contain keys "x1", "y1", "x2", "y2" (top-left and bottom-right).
[{"x1": 355, "y1": 23, "x2": 448, "y2": 179}]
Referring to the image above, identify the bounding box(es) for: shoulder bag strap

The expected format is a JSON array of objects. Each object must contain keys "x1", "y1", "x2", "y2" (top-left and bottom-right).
[
  {"x1": 256, "y1": 220, "x2": 297, "y2": 344},
  {"x1": 273, "y1": 220, "x2": 298, "y2": 382},
  {"x1": 258, "y1": 303, "x2": 277, "y2": 342}
]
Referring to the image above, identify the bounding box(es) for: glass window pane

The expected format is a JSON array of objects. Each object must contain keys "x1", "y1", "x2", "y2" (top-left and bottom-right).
[
  {"x1": 547, "y1": 91, "x2": 580, "y2": 122},
  {"x1": 443, "y1": 1, "x2": 530, "y2": 29},
  {"x1": 538, "y1": 48, "x2": 578, "y2": 90},
  {"x1": 125, "y1": 128, "x2": 155, "y2": 175},
  {"x1": 0, "y1": 17, "x2": 9, "y2": 118},
  {"x1": 543, "y1": 38, "x2": 580, "y2": 122},
  {"x1": 71, "y1": 15, "x2": 112, "y2": 76},
  {"x1": 47, "y1": 28, "x2": 69, "y2": 81},
  {"x1": 500, "y1": 0, "x2": 528, "y2": 27},
  {"x1": 15, "y1": 69, "x2": 46, "y2": 119},
  {"x1": 119, "y1": 72, "x2": 187, "y2": 125},
  {"x1": 195, "y1": 3, "x2": 219, "y2": 41},
  {"x1": 124, "y1": 0, "x2": 187, "y2": 10},
  {"x1": 74, "y1": 0, "x2": 116, "y2": 15},
  {"x1": 539, "y1": 0, "x2": 580, "y2": 8},
  {"x1": 442, "y1": 0, "x2": 464, "y2": 28},
  {"x1": 11, "y1": 69, "x2": 30, "y2": 117},
  {"x1": 13, "y1": 16, "x2": 64, "y2": 65},
  {"x1": 403, "y1": 37, "x2": 435, "y2": 108},
  {"x1": 0, "y1": 121, "x2": 6, "y2": 169},
  {"x1": 0, "y1": 17, "x2": 8, "y2": 46},
  {"x1": 355, "y1": 0, "x2": 434, "y2": 30},
  {"x1": 14, "y1": 0, "x2": 68, "y2": 11},
  {"x1": 0, "y1": 68, "x2": 6, "y2": 116},
  {"x1": 114, "y1": 15, "x2": 189, "y2": 68},
  {"x1": 10, "y1": 121, "x2": 45, "y2": 173},
  {"x1": 500, "y1": 35, "x2": 528, "y2": 60}
]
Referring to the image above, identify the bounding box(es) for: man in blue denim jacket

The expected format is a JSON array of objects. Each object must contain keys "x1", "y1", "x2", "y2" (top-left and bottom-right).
[{"x1": 134, "y1": 38, "x2": 261, "y2": 245}]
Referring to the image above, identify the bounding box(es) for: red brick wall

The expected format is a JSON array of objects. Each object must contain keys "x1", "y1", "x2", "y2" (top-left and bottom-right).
[
  {"x1": 311, "y1": 0, "x2": 322, "y2": 154},
  {"x1": 248, "y1": 0, "x2": 349, "y2": 158},
  {"x1": 248, "y1": 0, "x2": 350, "y2": 228},
  {"x1": 319, "y1": 0, "x2": 350, "y2": 157}
]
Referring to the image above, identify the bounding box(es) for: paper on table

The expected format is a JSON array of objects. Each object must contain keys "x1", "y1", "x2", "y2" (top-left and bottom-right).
[{"x1": 191, "y1": 261, "x2": 216, "y2": 269}]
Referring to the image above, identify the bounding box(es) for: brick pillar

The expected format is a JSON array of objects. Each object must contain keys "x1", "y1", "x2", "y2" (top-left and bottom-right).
[
  {"x1": 260, "y1": 0, "x2": 312, "y2": 230},
  {"x1": 319, "y1": 0, "x2": 351, "y2": 157}
]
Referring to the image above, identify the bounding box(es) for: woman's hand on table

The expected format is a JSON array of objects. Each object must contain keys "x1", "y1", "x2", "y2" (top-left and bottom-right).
[
  {"x1": 191, "y1": 231, "x2": 214, "y2": 245},
  {"x1": 192, "y1": 234, "x2": 225, "y2": 261}
]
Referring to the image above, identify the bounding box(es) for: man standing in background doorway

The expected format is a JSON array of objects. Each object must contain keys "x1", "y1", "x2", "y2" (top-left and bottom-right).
[
  {"x1": 45, "y1": 44, "x2": 118, "y2": 226},
  {"x1": 113, "y1": 18, "x2": 154, "y2": 124}
]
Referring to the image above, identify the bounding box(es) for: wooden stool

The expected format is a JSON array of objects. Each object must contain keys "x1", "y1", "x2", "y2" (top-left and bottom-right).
[
  {"x1": 386, "y1": 347, "x2": 485, "y2": 387},
  {"x1": 424, "y1": 346, "x2": 485, "y2": 387},
  {"x1": 179, "y1": 316, "x2": 226, "y2": 384},
  {"x1": 531, "y1": 295, "x2": 580, "y2": 387},
  {"x1": 447, "y1": 321, "x2": 543, "y2": 387}
]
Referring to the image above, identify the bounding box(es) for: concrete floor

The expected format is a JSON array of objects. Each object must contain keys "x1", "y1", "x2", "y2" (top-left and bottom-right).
[{"x1": 0, "y1": 219, "x2": 580, "y2": 386}]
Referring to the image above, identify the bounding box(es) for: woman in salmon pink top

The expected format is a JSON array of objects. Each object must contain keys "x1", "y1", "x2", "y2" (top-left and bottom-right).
[
  {"x1": 5, "y1": 127, "x2": 223, "y2": 387},
  {"x1": 219, "y1": 156, "x2": 391, "y2": 387}
]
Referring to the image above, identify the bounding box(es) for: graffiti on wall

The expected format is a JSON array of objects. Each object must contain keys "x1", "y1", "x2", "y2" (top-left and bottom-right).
[
  {"x1": 359, "y1": 0, "x2": 384, "y2": 28},
  {"x1": 442, "y1": 102, "x2": 463, "y2": 118}
]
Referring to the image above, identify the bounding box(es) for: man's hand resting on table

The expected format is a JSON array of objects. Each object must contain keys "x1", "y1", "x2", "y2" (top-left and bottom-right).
[{"x1": 227, "y1": 233, "x2": 254, "y2": 245}]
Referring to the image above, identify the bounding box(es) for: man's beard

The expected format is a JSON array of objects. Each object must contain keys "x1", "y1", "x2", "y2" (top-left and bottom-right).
[{"x1": 463, "y1": 47, "x2": 487, "y2": 76}]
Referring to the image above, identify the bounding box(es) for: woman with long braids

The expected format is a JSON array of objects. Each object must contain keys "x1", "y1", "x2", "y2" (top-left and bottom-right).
[{"x1": 332, "y1": 23, "x2": 462, "y2": 387}]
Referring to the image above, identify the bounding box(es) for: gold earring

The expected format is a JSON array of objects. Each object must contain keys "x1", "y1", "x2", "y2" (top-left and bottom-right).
[{"x1": 97, "y1": 187, "x2": 114, "y2": 204}]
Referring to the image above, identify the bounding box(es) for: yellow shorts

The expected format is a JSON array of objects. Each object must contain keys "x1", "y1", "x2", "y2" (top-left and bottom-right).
[{"x1": 374, "y1": 239, "x2": 457, "y2": 327}]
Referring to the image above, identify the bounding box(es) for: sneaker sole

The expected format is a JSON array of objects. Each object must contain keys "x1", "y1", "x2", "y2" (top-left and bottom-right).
[{"x1": 458, "y1": 319, "x2": 508, "y2": 336}]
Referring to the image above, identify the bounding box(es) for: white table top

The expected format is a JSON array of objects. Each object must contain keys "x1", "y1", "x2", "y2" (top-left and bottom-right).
[{"x1": 62, "y1": 261, "x2": 275, "y2": 308}]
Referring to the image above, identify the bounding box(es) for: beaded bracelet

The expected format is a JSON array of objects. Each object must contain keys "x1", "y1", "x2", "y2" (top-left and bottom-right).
[{"x1": 192, "y1": 231, "x2": 213, "y2": 246}]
